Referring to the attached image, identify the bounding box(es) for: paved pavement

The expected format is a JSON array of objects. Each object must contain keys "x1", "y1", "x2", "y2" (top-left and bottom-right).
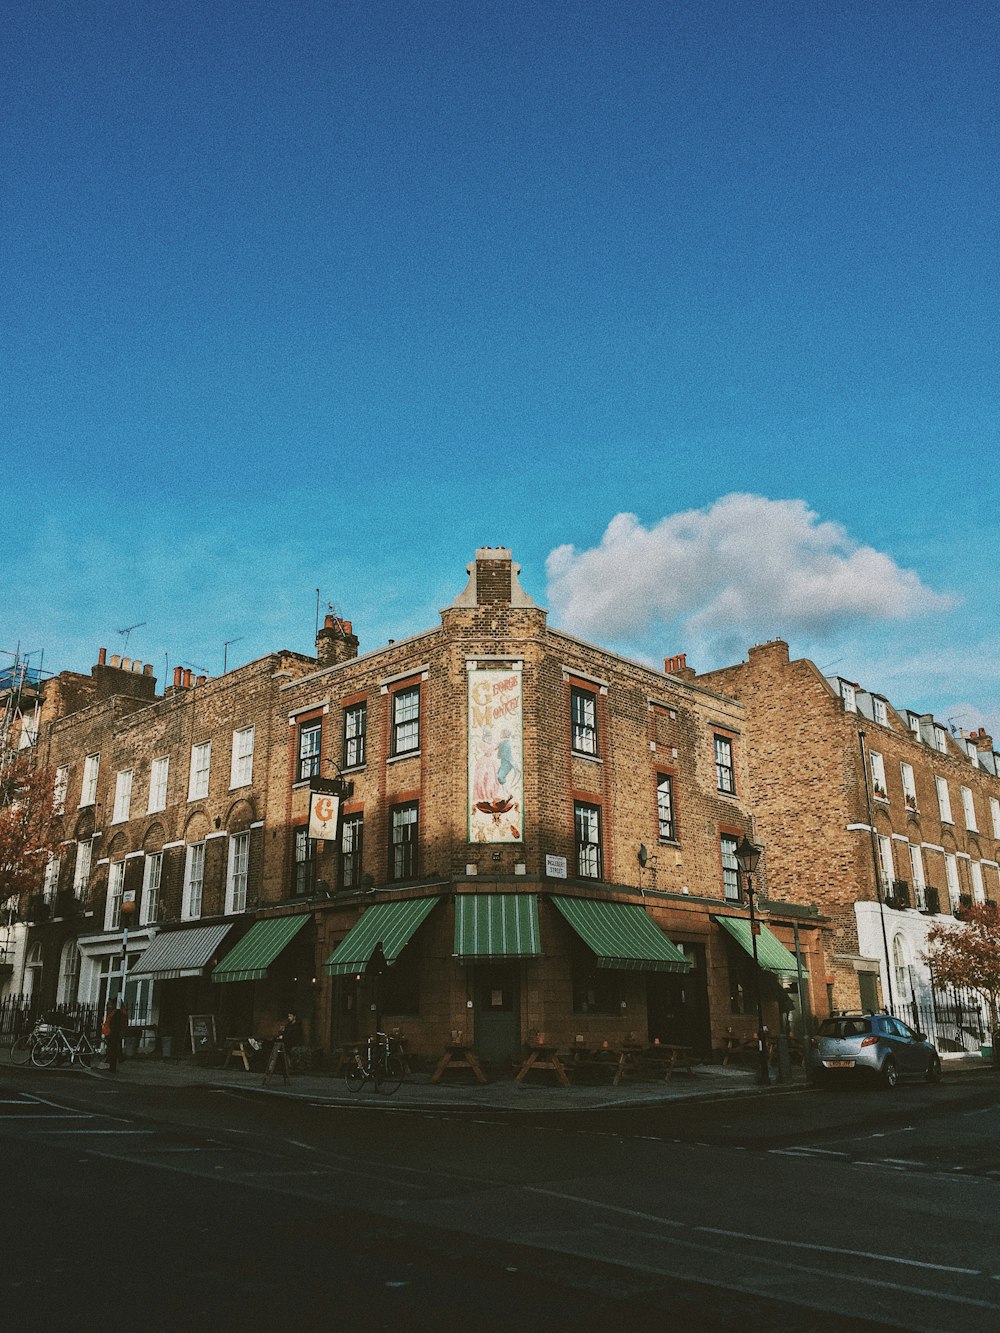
[{"x1": 4, "y1": 1043, "x2": 988, "y2": 1112}]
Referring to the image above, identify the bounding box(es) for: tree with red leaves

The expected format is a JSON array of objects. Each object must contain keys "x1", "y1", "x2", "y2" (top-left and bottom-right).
[
  {"x1": 925, "y1": 904, "x2": 1000, "y2": 1069},
  {"x1": 0, "y1": 752, "x2": 60, "y2": 911}
]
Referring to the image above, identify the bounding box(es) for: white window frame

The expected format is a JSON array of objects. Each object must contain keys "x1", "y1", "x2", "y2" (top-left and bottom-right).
[
  {"x1": 80, "y1": 753, "x2": 100, "y2": 807},
  {"x1": 42, "y1": 855, "x2": 60, "y2": 904},
  {"x1": 877, "y1": 835, "x2": 895, "y2": 891},
  {"x1": 182, "y1": 842, "x2": 206, "y2": 919},
  {"x1": 57, "y1": 939, "x2": 82, "y2": 1006},
  {"x1": 53, "y1": 765, "x2": 69, "y2": 814},
  {"x1": 148, "y1": 756, "x2": 169, "y2": 813},
  {"x1": 226, "y1": 831, "x2": 250, "y2": 914},
  {"x1": 721, "y1": 833, "x2": 740, "y2": 900},
  {"x1": 188, "y1": 741, "x2": 211, "y2": 801},
  {"x1": 900, "y1": 762, "x2": 917, "y2": 809},
  {"x1": 840, "y1": 682, "x2": 856, "y2": 712},
  {"x1": 112, "y1": 769, "x2": 133, "y2": 824},
  {"x1": 968, "y1": 744, "x2": 980, "y2": 769},
  {"x1": 72, "y1": 840, "x2": 93, "y2": 898},
  {"x1": 908, "y1": 843, "x2": 926, "y2": 910},
  {"x1": 970, "y1": 860, "x2": 986, "y2": 904},
  {"x1": 105, "y1": 859, "x2": 126, "y2": 930},
  {"x1": 961, "y1": 785, "x2": 978, "y2": 832},
  {"x1": 935, "y1": 776, "x2": 953, "y2": 823},
  {"x1": 873, "y1": 698, "x2": 888, "y2": 726},
  {"x1": 230, "y1": 726, "x2": 255, "y2": 789},
  {"x1": 892, "y1": 933, "x2": 911, "y2": 1001},
  {"x1": 869, "y1": 751, "x2": 888, "y2": 800},
  {"x1": 944, "y1": 853, "x2": 961, "y2": 912},
  {"x1": 140, "y1": 852, "x2": 163, "y2": 926},
  {"x1": 991, "y1": 797, "x2": 1000, "y2": 840},
  {"x1": 934, "y1": 726, "x2": 947, "y2": 753}
]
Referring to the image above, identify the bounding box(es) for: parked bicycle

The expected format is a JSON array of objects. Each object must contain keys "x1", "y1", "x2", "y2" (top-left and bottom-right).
[
  {"x1": 9, "y1": 1018, "x2": 49, "y2": 1066},
  {"x1": 345, "y1": 1030, "x2": 404, "y2": 1094},
  {"x1": 30, "y1": 1021, "x2": 101, "y2": 1069}
]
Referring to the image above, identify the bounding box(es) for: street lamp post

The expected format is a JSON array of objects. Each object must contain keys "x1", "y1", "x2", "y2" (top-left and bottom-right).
[{"x1": 735, "y1": 835, "x2": 769, "y2": 1086}]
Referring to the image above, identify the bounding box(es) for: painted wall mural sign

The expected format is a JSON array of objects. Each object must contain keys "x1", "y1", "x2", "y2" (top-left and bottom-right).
[{"x1": 468, "y1": 668, "x2": 524, "y2": 843}]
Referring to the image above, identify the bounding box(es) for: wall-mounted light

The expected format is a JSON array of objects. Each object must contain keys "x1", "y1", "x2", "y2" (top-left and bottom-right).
[{"x1": 637, "y1": 844, "x2": 649, "y2": 868}]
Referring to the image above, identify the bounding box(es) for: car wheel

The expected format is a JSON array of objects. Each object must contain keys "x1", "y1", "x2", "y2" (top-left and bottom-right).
[
  {"x1": 882, "y1": 1057, "x2": 898, "y2": 1088},
  {"x1": 925, "y1": 1054, "x2": 942, "y2": 1084}
]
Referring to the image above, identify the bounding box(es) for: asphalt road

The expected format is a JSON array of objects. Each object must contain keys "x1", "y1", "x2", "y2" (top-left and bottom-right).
[{"x1": 2, "y1": 1064, "x2": 998, "y2": 1332}]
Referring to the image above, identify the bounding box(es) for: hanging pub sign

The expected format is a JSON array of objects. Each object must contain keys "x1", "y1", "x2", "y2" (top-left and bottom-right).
[
  {"x1": 308, "y1": 789, "x2": 341, "y2": 842},
  {"x1": 468, "y1": 666, "x2": 524, "y2": 844}
]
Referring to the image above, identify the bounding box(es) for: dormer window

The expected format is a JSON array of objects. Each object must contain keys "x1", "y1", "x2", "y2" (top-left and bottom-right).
[
  {"x1": 934, "y1": 726, "x2": 947, "y2": 753},
  {"x1": 840, "y1": 682, "x2": 856, "y2": 713},
  {"x1": 873, "y1": 698, "x2": 888, "y2": 726}
]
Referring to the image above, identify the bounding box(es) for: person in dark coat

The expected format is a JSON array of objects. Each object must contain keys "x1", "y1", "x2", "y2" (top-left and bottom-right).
[
  {"x1": 103, "y1": 1000, "x2": 128, "y2": 1074},
  {"x1": 278, "y1": 1011, "x2": 303, "y2": 1052}
]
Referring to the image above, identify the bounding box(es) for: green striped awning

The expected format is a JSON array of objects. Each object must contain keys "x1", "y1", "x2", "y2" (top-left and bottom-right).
[
  {"x1": 323, "y1": 897, "x2": 441, "y2": 977},
  {"x1": 132, "y1": 923, "x2": 234, "y2": 980},
  {"x1": 551, "y1": 897, "x2": 691, "y2": 973},
  {"x1": 714, "y1": 915, "x2": 808, "y2": 978},
  {"x1": 453, "y1": 894, "x2": 541, "y2": 961},
  {"x1": 212, "y1": 914, "x2": 311, "y2": 984}
]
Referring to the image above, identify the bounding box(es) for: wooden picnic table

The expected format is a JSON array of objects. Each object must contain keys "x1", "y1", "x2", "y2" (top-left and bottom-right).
[
  {"x1": 431, "y1": 1042, "x2": 488, "y2": 1085},
  {"x1": 515, "y1": 1042, "x2": 571, "y2": 1088}
]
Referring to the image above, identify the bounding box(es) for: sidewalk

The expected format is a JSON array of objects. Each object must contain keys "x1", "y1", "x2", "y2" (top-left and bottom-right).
[{"x1": 4, "y1": 1045, "x2": 989, "y2": 1113}]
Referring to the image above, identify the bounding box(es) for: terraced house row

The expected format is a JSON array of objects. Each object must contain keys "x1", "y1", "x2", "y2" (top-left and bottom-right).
[{"x1": 2, "y1": 548, "x2": 994, "y2": 1063}]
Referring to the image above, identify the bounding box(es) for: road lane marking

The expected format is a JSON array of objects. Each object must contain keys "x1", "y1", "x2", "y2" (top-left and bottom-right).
[
  {"x1": 526, "y1": 1188, "x2": 684, "y2": 1229},
  {"x1": 526, "y1": 1189, "x2": 981, "y2": 1277},
  {"x1": 0, "y1": 1113, "x2": 90, "y2": 1119},
  {"x1": 586, "y1": 1224, "x2": 1000, "y2": 1314},
  {"x1": 696, "y1": 1225, "x2": 980, "y2": 1275},
  {"x1": 28, "y1": 1128, "x2": 154, "y2": 1136},
  {"x1": 768, "y1": 1147, "x2": 847, "y2": 1157}
]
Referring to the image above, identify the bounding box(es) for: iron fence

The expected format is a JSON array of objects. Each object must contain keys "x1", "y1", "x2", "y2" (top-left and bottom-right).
[
  {"x1": 0, "y1": 994, "x2": 148, "y2": 1040},
  {"x1": 896, "y1": 991, "x2": 989, "y2": 1053}
]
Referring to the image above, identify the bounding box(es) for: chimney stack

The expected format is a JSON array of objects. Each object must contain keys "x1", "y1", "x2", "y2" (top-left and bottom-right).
[{"x1": 316, "y1": 614, "x2": 359, "y2": 668}]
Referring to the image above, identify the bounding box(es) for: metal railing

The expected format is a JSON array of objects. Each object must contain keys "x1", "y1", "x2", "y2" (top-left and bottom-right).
[{"x1": 897, "y1": 992, "x2": 988, "y2": 1053}]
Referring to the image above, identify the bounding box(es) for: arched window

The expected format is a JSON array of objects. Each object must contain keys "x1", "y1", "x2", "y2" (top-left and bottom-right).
[
  {"x1": 892, "y1": 934, "x2": 911, "y2": 1003},
  {"x1": 57, "y1": 939, "x2": 82, "y2": 1005}
]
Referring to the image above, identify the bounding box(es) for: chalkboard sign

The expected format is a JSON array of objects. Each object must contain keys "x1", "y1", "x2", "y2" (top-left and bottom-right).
[{"x1": 188, "y1": 1014, "x2": 217, "y2": 1053}]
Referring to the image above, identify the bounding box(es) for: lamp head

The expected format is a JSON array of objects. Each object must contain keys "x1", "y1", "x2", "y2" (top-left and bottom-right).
[{"x1": 734, "y1": 835, "x2": 762, "y2": 875}]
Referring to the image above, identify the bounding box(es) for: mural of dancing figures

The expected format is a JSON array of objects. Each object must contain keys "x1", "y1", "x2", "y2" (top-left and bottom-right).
[{"x1": 467, "y1": 667, "x2": 524, "y2": 843}]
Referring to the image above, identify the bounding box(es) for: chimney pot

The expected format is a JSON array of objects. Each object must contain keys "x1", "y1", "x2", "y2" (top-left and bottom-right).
[
  {"x1": 182, "y1": 669, "x2": 193, "y2": 688},
  {"x1": 173, "y1": 667, "x2": 183, "y2": 687},
  {"x1": 196, "y1": 674, "x2": 207, "y2": 686},
  {"x1": 143, "y1": 663, "x2": 153, "y2": 676},
  {"x1": 98, "y1": 648, "x2": 107, "y2": 666},
  {"x1": 121, "y1": 657, "x2": 131, "y2": 672},
  {"x1": 110, "y1": 655, "x2": 121, "y2": 669}
]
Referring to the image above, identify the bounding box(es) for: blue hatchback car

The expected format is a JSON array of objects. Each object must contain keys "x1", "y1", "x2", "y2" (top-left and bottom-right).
[{"x1": 808, "y1": 1012, "x2": 942, "y2": 1087}]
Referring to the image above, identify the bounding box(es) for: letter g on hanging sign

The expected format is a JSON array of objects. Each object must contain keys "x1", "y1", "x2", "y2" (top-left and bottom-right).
[{"x1": 308, "y1": 791, "x2": 341, "y2": 842}]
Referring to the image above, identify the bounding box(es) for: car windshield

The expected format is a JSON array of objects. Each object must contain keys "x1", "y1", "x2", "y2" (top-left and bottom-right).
[{"x1": 818, "y1": 1017, "x2": 872, "y2": 1038}]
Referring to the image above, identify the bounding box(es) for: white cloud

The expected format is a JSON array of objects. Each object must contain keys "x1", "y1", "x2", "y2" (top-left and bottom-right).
[{"x1": 545, "y1": 495, "x2": 956, "y2": 662}]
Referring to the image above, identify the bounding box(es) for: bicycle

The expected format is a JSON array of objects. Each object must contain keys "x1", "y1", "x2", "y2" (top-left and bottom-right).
[
  {"x1": 9, "y1": 1018, "x2": 49, "y2": 1066},
  {"x1": 30, "y1": 1022, "x2": 101, "y2": 1069},
  {"x1": 345, "y1": 1030, "x2": 404, "y2": 1095}
]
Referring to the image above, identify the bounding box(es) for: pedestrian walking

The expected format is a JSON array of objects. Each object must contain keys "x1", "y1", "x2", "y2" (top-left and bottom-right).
[{"x1": 102, "y1": 999, "x2": 128, "y2": 1074}]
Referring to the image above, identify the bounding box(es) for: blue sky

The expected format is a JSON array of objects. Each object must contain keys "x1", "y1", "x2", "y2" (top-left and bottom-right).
[{"x1": 3, "y1": 2, "x2": 999, "y2": 732}]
